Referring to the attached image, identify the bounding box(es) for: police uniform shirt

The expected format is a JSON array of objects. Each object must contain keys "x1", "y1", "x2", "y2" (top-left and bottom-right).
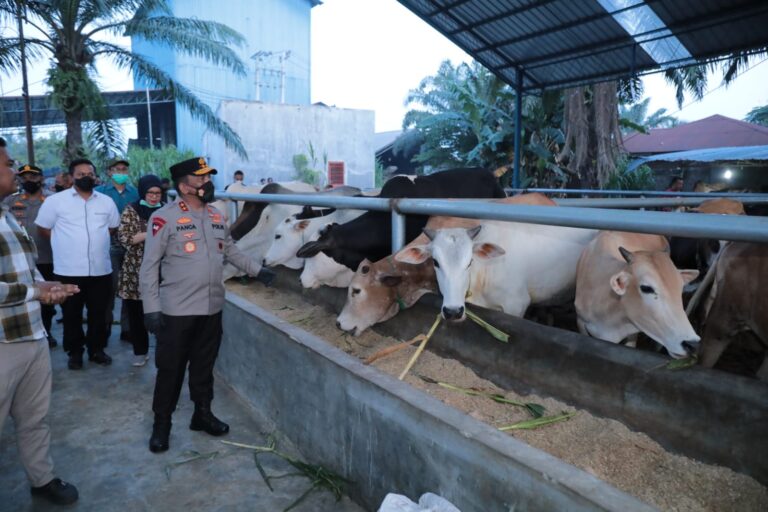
[
  {"x1": 3, "y1": 192, "x2": 52, "y2": 264},
  {"x1": 139, "y1": 199, "x2": 262, "y2": 317}
]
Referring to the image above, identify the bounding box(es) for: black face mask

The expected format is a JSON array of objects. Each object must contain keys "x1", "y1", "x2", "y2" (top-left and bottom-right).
[
  {"x1": 74, "y1": 176, "x2": 95, "y2": 192},
  {"x1": 194, "y1": 181, "x2": 215, "y2": 203},
  {"x1": 54, "y1": 185, "x2": 65, "y2": 192},
  {"x1": 21, "y1": 181, "x2": 42, "y2": 194}
]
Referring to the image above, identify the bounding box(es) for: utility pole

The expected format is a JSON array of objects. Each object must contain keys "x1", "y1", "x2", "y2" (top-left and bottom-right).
[
  {"x1": 16, "y1": 1, "x2": 34, "y2": 164},
  {"x1": 145, "y1": 88, "x2": 154, "y2": 149},
  {"x1": 279, "y1": 50, "x2": 291, "y2": 104}
]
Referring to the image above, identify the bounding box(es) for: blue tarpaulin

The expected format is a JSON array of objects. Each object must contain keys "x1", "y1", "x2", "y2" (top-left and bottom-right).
[{"x1": 629, "y1": 145, "x2": 768, "y2": 171}]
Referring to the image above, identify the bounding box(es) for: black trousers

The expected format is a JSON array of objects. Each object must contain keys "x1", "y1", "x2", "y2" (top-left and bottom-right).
[
  {"x1": 106, "y1": 247, "x2": 130, "y2": 339},
  {"x1": 152, "y1": 313, "x2": 223, "y2": 418},
  {"x1": 36, "y1": 263, "x2": 56, "y2": 335},
  {"x1": 124, "y1": 299, "x2": 148, "y2": 356},
  {"x1": 55, "y1": 274, "x2": 112, "y2": 357}
]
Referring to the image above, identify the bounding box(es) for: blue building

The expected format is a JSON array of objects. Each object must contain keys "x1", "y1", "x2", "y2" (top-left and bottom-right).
[{"x1": 132, "y1": 0, "x2": 320, "y2": 158}]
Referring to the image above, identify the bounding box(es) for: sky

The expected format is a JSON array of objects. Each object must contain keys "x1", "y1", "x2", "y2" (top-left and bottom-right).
[{"x1": 1, "y1": 0, "x2": 767, "y2": 137}]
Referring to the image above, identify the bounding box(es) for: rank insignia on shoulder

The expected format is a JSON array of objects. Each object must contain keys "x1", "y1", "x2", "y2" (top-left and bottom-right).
[
  {"x1": 152, "y1": 217, "x2": 167, "y2": 236},
  {"x1": 179, "y1": 201, "x2": 189, "y2": 212},
  {"x1": 184, "y1": 241, "x2": 196, "y2": 253}
]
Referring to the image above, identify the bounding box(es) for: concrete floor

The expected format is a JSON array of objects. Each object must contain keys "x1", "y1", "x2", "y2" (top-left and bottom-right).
[{"x1": 0, "y1": 303, "x2": 364, "y2": 512}]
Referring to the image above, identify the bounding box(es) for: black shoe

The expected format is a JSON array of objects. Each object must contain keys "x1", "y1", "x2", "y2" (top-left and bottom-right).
[
  {"x1": 30, "y1": 477, "x2": 78, "y2": 505},
  {"x1": 88, "y1": 351, "x2": 112, "y2": 366},
  {"x1": 190, "y1": 405, "x2": 230, "y2": 436},
  {"x1": 149, "y1": 417, "x2": 171, "y2": 453},
  {"x1": 47, "y1": 335, "x2": 58, "y2": 348},
  {"x1": 67, "y1": 354, "x2": 83, "y2": 370}
]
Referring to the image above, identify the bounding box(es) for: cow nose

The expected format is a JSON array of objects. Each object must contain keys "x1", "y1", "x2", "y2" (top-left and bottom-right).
[
  {"x1": 262, "y1": 258, "x2": 267, "y2": 265},
  {"x1": 442, "y1": 306, "x2": 465, "y2": 320},
  {"x1": 682, "y1": 340, "x2": 700, "y2": 356},
  {"x1": 335, "y1": 320, "x2": 341, "y2": 329}
]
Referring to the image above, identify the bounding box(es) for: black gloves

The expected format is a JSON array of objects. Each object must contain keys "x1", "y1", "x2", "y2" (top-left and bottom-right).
[
  {"x1": 144, "y1": 312, "x2": 165, "y2": 334},
  {"x1": 255, "y1": 267, "x2": 276, "y2": 287}
]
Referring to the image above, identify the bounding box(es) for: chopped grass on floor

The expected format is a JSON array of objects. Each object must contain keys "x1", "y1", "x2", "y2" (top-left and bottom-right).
[
  {"x1": 164, "y1": 450, "x2": 220, "y2": 480},
  {"x1": 498, "y1": 411, "x2": 576, "y2": 431}
]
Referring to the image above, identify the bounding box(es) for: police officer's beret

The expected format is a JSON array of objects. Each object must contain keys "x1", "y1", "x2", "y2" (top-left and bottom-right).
[
  {"x1": 170, "y1": 157, "x2": 218, "y2": 181},
  {"x1": 17, "y1": 164, "x2": 42, "y2": 175},
  {"x1": 109, "y1": 159, "x2": 129, "y2": 168}
]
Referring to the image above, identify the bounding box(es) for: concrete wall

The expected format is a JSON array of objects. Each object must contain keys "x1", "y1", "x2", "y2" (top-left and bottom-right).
[
  {"x1": 204, "y1": 101, "x2": 375, "y2": 188},
  {"x1": 262, "y1": 267, "x2": 768, "y2": 486},
  {"x1": 132, "y1": 0, "x2": 316, "y2": 153},
  {"x1": 218, "y1": 293, "x2": 654, "y2": 512}
]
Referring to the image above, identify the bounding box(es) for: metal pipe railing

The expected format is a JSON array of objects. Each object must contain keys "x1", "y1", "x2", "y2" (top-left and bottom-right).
[
  {"x1": 213, "y1": 192, "x2": 768, "y2": 243},
  {"x1": 555, "y1": 197, "x2": 768, "y2": 208},
  {"x1": 505, "y1": 188, "x2": 768, "y2": 198}
]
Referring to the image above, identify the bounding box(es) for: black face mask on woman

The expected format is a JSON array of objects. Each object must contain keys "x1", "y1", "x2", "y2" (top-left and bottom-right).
[
  {"x1": 74, "y1": 176, "x2": 96, "y2": 192},
  {"x1": 21, "y1": 181, "x2": 42, "y2": 194}
]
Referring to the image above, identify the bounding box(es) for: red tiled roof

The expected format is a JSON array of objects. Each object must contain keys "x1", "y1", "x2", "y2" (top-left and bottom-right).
[{"x1": 623, "y1": 115, "x2": 768, "y2": 155}]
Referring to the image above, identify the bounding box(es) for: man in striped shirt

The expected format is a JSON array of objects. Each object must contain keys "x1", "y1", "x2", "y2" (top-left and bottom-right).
[{"x1": 0, "y1": 138, "x2": 81, "y2": 506}]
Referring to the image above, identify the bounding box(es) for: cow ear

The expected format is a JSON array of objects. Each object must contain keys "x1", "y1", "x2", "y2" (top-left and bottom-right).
[
  {"x1": 473, "y1": 242, "x2": 505, "y2": 259},
  {"x1": 395, "y1": 245, "x2": 430, "y2": 264},
  {"x1": 293, "y1": 220, "x2": 310, "y2": 231},
  {"x1": 466, "y1": 225, "x2": 482, "y2": 240},
  {"x1": 679, "y1": 269, "x2": 699, "y2": 284},
  {"x1": 378, "y1": 274, "x2": 403, "y2": 287},
  {"x1": 610, "y1": 271, "x2": 630, "y2": 296}
]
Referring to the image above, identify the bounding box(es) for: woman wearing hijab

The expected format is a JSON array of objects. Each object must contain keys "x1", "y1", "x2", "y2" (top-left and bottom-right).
[{"x1": 118, "y1": 175, "x2": 165, "y2": 366}]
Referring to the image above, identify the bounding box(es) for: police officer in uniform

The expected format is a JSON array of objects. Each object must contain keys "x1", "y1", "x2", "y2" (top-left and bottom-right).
[
  {"x1": 4, "y1": 164, "x2": 58, "y2": 347},
  {"x1": 139, "y1": 157, "x2": 275, "y2": 453}
]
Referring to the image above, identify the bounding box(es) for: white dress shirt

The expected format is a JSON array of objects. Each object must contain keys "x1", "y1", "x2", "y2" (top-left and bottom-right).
[{"x1": 35, "y1": 189, "x2": 120, "y2": 277}]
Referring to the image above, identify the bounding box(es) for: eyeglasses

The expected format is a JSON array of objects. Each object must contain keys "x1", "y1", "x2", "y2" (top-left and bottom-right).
[{"x1": 145, "y1": 191, "x2": 162, "y2": 196}]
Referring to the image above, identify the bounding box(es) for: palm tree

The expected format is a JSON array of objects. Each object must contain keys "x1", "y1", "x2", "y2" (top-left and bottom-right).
[
  {"x1": 0, "y1": 0, "x2": 248, "y2": 162},
  {"x1": 619, "y1": 97, "x2": 680, "y2": 134},
  {"x1": 745, "y1": 105, "x2": 768, "y2": 126}
]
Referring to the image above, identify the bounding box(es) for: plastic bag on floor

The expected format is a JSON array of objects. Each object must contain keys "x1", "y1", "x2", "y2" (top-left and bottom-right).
[{"x1": 378, "y1": 492, "x2": 461, "y2": 512}]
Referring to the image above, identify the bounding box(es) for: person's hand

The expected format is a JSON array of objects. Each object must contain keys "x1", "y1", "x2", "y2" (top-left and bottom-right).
[
  {"x1": 131, "y1": 232, "x2": 146, "y2": 244},
  {"x1": 37, "y1": 282, "x2": 79, "y2": 305},
  {"x1": 144, "y1": 312, "x2": 165, "y2": 334},
  {"x1": 254, "y1": 267, "x2": 276, "y2": 287}
]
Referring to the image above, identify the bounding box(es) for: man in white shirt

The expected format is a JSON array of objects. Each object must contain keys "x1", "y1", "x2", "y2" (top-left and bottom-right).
[{"x1": 36, "y1": 159, "x2": 120, "y2": 370}]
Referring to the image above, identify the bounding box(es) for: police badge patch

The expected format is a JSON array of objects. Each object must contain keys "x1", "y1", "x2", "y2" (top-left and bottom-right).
[{"x1": 152, "y1": 217, "x2": 167, "y2": 236}]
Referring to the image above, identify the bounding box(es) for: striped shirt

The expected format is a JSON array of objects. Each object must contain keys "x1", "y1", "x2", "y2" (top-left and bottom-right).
[{"x1": 0, "y1": 204, "x2": 46, "y2": 343}]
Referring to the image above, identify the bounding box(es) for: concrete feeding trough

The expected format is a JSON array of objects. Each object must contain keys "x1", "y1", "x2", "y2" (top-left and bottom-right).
[{"x1": 217, "y1": 292, "x2": 655, "y2": 511}]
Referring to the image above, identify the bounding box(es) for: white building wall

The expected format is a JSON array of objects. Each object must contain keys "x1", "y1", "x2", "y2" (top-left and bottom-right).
[{"x1": 204, "y1": 101, "x2": 375, "y2": 189}]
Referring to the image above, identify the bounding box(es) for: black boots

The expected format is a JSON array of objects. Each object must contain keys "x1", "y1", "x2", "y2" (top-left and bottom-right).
[
  {"x1": 189, "y1": 404, "x2": 229, "y2": 436},
  {"x1": 149, "y1": 416, "x2": 171, "y2": 453}
]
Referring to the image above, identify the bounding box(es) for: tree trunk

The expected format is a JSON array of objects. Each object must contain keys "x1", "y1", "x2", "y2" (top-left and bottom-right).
[
  {"x1": 64, "y1": 109, "x2": 84, "y2": 164},
  {"x1": 559, "y1": 82, "x2": 623, "y2": 189}
]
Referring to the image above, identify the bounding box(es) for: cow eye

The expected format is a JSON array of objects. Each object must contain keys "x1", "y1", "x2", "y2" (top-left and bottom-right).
[
  {"x1": 433, "y1": 259, "x2": 440, "y2": 268},
  {"x1": 640, "y1": 285, "x2": 655, "y2": 294},
  {"x1": 275, "y1": 234, "x2": 282, "y2": 240},
  {"x1": 467, "y1": 260, "x2": 472, "y2": 268},
  {"x1": 351, "y1": 288, "x2": 361, "y2": 296}
]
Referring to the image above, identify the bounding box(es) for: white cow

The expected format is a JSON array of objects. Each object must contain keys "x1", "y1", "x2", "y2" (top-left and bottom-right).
[
  {"x1": 299, "y1": 227, "x2": 356, "y2": 289},
  {"x1": 396, "y1": 221, "x2": 596, "y2": 321},
  {"x1": 575, "y1": 231, "x2": 700, "y2": 359},
  {"x1": 263, "y1": 208, "x2": 364, "y2": 269}
]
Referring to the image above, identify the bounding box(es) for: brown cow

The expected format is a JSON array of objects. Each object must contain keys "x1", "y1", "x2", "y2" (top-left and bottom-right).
[
  {"x1": 575, "y1": 231, "x2": 700, "y2": 358},
  {"x1": 699, "y1": 242, "x2": 768, "y2": 379},
  {"x1": 335, "y1": 193, "x2": 556, "y2": 335}
]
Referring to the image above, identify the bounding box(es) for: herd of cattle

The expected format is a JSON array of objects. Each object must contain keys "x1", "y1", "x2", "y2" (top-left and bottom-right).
[{"x1": 216, "y1": 168, "x2": 767, "y2": 380}]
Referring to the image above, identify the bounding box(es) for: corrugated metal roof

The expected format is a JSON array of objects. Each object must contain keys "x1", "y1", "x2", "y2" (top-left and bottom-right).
[
  {"x1": 623, "y1": 115, "x2": 768, "y2": 154},
  {"x1": 628, "y1": 144, "x2": 768, "y2": 171},
  {"x1": 397, "y1": 0, "x2": 768, "y2": 91}
]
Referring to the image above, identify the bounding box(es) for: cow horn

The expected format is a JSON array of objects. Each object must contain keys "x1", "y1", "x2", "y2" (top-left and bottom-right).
[
  {"x1": 423, "y1": 228, "x2": 436, "y2": 241},
  {"x1": 466, "y1": 225, "x2": 482, "y2": 240},
  {"x1": 618, "y1": 246, "x2": 633, "y2": 264},
  {"x1": 296, "y1": 240, "x2": 330, "y2": 258}
]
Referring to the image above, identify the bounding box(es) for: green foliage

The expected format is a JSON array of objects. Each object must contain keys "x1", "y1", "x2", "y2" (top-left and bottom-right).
[
  {"x1": 2, "y1": 132, "x2": 66, "y2": 173},
  {"x1": 292, "y1": 141, "x2": 325, "y2": 186},
  {"x1": 403, "y1": 60, "x2": 566, "y2": 187},
  {"x1": 618, "y1": 97, "x2": 680, "y2": 135},
  {"x1": 604, "y1": 157, "x2": 655, "y2": 191},
  {"x1": 374, "y1": 157, "x2": 385, "y2": 188},
  {"x1": 745, "y1": 105, "x2": 768, "y2": 126},
  {"x1": 123, "y1": 145, "x2": 195, "y2": 181},
  {"x1": 0, "y1": 0, "x2": 248, "y2": 160}
]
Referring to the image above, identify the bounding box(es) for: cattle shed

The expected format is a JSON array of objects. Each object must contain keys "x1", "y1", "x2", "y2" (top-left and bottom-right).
[
  {"x1": 395, "y1": 0, "x2": 768, "y2": 187},
  {"x1": 629, "y1": 144, "x2": 768, "y2": 192}
]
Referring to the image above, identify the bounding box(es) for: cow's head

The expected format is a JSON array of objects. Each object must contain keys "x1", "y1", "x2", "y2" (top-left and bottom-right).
[
  {"x1": 296, "y1": 223, "x2": 367, "y2": 271},
  {"x1": 336, "y1": 259, "x2": 406, "y2": 336},
  {"x1": 263, "y1": 217, "x2": 310, "y2": 269},
  {"x1": 300, "y1": 251, "x2": 354, "y2": 289},
  {"x1": 612, "y1": 246, "x2": 700, "y2": 358},
  {"x1": 395, "y1": 225, "x2": 504, "y2": 321}
]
